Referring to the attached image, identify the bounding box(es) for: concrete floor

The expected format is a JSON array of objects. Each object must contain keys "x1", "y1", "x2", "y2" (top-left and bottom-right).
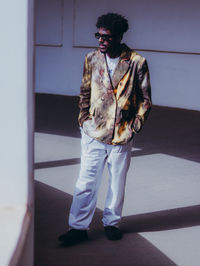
[{"x1": 34, "y1": 94, "x2": 200, "y2": 266}]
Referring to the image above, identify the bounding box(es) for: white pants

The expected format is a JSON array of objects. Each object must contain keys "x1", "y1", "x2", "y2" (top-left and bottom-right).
[{"x1": 68, "y1": 129, "x2": 132, "y2": 230}]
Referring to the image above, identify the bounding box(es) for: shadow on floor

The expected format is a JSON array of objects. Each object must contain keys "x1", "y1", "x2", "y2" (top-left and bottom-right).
[
  {"x1": 35, "y1": 181, "x2": 200, "y2": 265},
  {"x1": 121, "y1": 205, "x2": 200, "y2": 233},
  {"x1": 34, "y1": 94, "x2": 200, "y2": 265},
  {"x1": 35, "y1": 94, "x2": 200, "y2": 163},
  {"x1": 35, "y1": 181, "x2": 179, "y2": 266}
]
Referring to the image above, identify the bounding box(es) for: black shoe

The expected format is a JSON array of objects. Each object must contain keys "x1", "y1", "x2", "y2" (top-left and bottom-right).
[
  {"x1": 104, "y1": 226, "x2": 122, "y2": 240},
  {"x1": 58, "y1": 229, "x2": 88, "y2": 246}
]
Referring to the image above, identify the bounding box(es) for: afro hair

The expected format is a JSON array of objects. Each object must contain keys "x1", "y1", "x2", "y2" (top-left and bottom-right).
[{"x1": 96, "y1": 13, "x2": 129, "y2": 36}]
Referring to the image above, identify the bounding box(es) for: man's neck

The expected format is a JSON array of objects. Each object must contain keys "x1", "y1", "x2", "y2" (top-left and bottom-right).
[{"x1": 106, "y1": 44, "x2": 122, "y2": 58}]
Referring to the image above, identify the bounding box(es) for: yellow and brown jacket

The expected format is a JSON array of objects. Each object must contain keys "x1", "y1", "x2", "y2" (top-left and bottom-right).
[{"x1": 79, "y1": 44, "x2": 152, "y2": 145}]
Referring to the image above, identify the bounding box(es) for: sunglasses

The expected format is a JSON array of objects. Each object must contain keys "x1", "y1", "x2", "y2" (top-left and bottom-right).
[{"x1": 94, "y1": 32, "x2": 113, "y2": 41}]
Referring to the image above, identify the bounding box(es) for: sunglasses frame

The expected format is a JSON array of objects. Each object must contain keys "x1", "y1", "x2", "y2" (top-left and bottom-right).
[{"x1": 94, "y1": 32, "x2": 114, "y2": 41}]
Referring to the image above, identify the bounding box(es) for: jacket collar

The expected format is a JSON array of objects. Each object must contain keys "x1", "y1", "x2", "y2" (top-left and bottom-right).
[
  {"x1": 119, "y1": 43, "x2": 132, "y2": 61},
  {"x1": 112, "y1": 44, "x2": 132, "y2": 88}
]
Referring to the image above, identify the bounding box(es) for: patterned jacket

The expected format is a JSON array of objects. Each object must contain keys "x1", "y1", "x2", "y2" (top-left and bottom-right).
[{"x1": 79, "y1": 44, "x2": 152, "y2": 145}]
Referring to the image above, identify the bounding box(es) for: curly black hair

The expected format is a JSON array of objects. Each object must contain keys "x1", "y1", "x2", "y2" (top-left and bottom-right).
[{"x1": 96, "y1": 13, "x2": 129, "y2": 36}]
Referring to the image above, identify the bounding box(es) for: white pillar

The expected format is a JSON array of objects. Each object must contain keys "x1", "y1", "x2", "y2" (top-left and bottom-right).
[{"x1": 0, "y1": 1, "x2": 34, "y2": 265}]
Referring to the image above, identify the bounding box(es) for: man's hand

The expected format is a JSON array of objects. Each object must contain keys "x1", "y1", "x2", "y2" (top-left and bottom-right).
[{"x1": 133, "y1": 116, "x2": 142, "y2": 133}]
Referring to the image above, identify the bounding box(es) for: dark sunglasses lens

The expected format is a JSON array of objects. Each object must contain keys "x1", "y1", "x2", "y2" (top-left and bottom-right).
[
  {"x1": 95, "y1": 33, "x2": 100, "y2": 39},
  {"x1": 95, "y1": 33, "x2": 112, "y2": 41}
]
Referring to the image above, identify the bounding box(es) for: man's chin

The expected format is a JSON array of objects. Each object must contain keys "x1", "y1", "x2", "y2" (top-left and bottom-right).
[{"x1": 99, "y1": 46, "x2": 107, "y2": 53}]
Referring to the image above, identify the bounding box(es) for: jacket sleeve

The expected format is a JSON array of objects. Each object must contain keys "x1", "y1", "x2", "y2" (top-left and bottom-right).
[
  {"x1": 78, "y1": 55, "x2": 92, "y2": 127},
  {"x1": 133, "y1": 57, "x2": 152, "y2": 133}
]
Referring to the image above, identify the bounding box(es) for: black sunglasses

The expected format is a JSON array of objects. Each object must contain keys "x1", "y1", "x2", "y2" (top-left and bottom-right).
[{"x1": 94, "y1": 32, "x2": 113, "y2": 41}]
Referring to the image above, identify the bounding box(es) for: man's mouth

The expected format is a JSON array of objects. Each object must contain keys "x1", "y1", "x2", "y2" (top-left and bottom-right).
[{"x1": 99, "y1": 44, "x2": 106, "y2": 50}]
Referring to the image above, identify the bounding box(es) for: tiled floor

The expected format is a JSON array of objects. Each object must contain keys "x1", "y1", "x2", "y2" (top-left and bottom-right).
[{"x1": 34, "y1": 94, "x2": 200, "y2": 266}]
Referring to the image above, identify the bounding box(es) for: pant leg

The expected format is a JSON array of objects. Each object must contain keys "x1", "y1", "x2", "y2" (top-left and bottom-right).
[
  {"x1": 69, "y1": 130, "x2": 107, "y2": 230},
  {"x1": 102, "y1": 140, "x2": 133, "y2": 227}
]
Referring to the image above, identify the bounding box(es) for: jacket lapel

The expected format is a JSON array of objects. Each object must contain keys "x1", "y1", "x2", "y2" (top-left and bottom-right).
[
  {"x1": 95, "y1": 50, "x2": 112, "y2": 91},
  {"x1": 111, "y1": 44, "x2": 132, "y2": 88}
]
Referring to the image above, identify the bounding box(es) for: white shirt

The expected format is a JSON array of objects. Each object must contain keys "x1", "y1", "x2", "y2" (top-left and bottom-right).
[{"x1": 106, "y1": 55, "x2": 120, "y2": 77}]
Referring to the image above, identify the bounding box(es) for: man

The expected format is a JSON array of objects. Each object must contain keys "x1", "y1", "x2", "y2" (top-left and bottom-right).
[{"x1": 59, "y1": 13, "x2": 151, "y2": 246}]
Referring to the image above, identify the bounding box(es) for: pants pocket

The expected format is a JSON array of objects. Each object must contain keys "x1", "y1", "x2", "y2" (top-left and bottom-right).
[{"x1": 81, "y1": 130, "x2": 94, "y2": 145}]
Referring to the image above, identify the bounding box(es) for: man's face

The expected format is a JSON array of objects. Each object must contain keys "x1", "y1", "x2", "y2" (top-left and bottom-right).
[{"x1": 95, "y1": 28, "x2": 120, "y2": 54}]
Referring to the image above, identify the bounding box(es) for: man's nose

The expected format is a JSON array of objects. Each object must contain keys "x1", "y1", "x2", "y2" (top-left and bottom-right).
[{"x1": 99, "y1": 37, "x2": 104, "y2": 43}]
